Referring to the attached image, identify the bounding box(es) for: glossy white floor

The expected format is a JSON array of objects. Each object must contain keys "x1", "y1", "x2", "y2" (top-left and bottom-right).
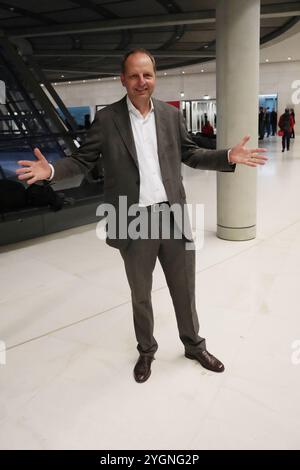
[{"x1": 0, "y1": 136, "x2": 300, "y2": 450}]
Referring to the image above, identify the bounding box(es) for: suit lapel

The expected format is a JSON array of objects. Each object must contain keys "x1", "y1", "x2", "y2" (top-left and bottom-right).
[
  {"x1": 112, "y1": 97, "x2": 139, "y2": 169},
  {"x1": 153, "y1": 98, "x2": 169, "y2": 177}
]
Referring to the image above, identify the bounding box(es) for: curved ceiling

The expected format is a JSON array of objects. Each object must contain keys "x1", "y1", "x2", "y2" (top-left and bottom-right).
[{"x1": 1, "y1": 0, "x2": 300, "y2": 82}]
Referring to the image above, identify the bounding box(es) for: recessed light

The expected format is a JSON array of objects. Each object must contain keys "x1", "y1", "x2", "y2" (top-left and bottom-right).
[
  {"x1": 180, "y1": 92, "x2": 185, "y2": 97},
  {"x1": 182, "y1": 71, "x2": 185, "y2": 74},
  {"x1": 201, "y1": 69, "x2": 204, "y2": 73},
  {"x1": 265, "y1": 59, "x2": 269, "y2": 62},
  {"x1": 203, "y1": 94, "x2": 210, "y2": 100},
  {"x1": 54, "y1": 83, "x2": 57, "y2": 85},
  {"x1": 98, "y1": 78, "x2": 101, "y2": 81},
  {"x1": 83, "y1": 80, "x2": 86, "y2": 83},
  {"x1": 288, "y1": 57, "x2": 292, "y2": 61},
  {"x1": 61, "y1": 75, "x2": 64, "y2": 78},
  {"x1": 164, "y1": 72, "x2": 167, "y2": 76},
  {"x1": 113, "y1": 76, "x2": 117, "y2": 80},
  {"x1": 68, "y1": 81, "x2": 71, "y2": 84}
]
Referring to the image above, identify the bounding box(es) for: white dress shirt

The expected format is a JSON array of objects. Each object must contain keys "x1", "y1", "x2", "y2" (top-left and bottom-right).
[{"x1": 126, "y1": 96, "x2": 168, "y2": 207}]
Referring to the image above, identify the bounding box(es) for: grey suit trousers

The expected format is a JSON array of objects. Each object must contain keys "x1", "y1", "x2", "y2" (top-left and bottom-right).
[{"x1": 119, "y1": 203, "x2": 206, "y2": 357}]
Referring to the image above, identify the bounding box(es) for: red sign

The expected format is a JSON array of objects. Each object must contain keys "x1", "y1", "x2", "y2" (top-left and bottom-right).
[{"x1": 166, "y1": 101, "x2": 180, "y2": 109}]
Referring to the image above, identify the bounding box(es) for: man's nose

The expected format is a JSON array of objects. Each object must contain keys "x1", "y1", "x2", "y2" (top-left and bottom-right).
[{"x1": 137, "y1": 75, "x2": 146, "y2": 86}]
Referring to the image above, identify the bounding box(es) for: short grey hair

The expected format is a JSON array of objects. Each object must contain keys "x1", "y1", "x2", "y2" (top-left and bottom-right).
[{"x1": 121, "y1": 48, "x2": 156, "y2": 74}]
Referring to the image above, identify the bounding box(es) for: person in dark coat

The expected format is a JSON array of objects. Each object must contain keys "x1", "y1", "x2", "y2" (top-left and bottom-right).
[
  {"x1": 278, "y1": 108, "x2": 294, "y2": 152},
  {"x1": 264, "y1": 107, "x2": 271, "y2": 137},
  {"x1": 290, "y1": 109, "x2": 295, "y2": 138},
  {"x1": 258, "y1": 107, "x2": 265, "y2": 140},
  {"x1": 270, "y1": 109, "x2": 277, "y2": 136}
]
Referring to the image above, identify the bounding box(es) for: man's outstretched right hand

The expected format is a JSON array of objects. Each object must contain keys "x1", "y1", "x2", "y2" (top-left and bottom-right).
[{"x1": 16, "y1": 148, "x2": 52, "y2": 185}]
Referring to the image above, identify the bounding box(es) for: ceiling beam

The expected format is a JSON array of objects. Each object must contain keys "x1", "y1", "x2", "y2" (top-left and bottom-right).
[
  {"x1": 261, "y1": 2, "x2": 300, "y2": 18},
  {"x1": 7, "y1": 3, "x2": 300, "y2": 39},
  {"x1": 43, "y1": 68, "x2": 116, "y2": 76},
  {"x1": 31, "y1": 49, "x2": 216, "y2": 58},
  {"x1": 260, "y1": 16, "x2": 300, "y2": 44},
  {"x1": 9, "y1": 11, "x2": 216, "y2": 38}
]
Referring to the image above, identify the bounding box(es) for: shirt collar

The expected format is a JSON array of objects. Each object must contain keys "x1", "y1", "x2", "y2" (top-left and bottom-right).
[{"x1": 126, "y1": 95, "x2": 154, "y2": 119}]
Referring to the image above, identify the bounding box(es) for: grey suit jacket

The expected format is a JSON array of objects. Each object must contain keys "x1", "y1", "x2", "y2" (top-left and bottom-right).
[{"x1": 53, "y1": 96, "x2": 235, "y2": 249}]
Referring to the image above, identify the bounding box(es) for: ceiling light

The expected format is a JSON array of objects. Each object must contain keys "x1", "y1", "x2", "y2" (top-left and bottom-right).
[
  {"x1": 83, "y1": 80, "x2": 86, "y2": 83},
  {"x1": 265, "y1": 59, "x2": 269, "y2": 62},
  {"x1": 68, "y1": 81, "x2": 71, "y2": 84},
  {"x1": 203, "y1": 94, "x2": 210, "y2": 100},
  {"x1": 164, "y1": 72, "x2": 167, "y2": 76},
  {"x1": 180, "y1": 92, "x2": 185, "y2": 98},
  {"x1": 201, "y1": 69, "x2": 204, "y2": 73},
  {"x1": 61, "y1": 75, "x2": 64, "y2": 78},
  {"x1": 182, "y1": 71, "x2": 185, "y2": 74},
  {"x1": 288, "y1": 57, "x2": 292, "y2": 61}
]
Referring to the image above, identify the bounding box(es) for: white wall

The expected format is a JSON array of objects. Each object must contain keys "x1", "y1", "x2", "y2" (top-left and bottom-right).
[
  {"x1": 53, "y1": 60, "x2": 300, "y2": 120},
  {"x1": 259, "y1": 61, "x2": 300, "y2": 115}
]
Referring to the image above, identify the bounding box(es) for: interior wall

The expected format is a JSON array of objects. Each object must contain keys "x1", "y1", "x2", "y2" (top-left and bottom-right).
[{"x1": 54, "y1": 61, "x2": 300, "y2": 121}]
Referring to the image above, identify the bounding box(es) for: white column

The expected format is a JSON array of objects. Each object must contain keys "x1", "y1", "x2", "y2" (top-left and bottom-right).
[{"x1": 216, "y1": 0, "x2": 260, "y2": 240}]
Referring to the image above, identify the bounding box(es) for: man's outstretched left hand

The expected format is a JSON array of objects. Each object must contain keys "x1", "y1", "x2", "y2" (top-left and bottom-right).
[{"x1": 229, "y1": 135, "x2": 268, "y2": 167}]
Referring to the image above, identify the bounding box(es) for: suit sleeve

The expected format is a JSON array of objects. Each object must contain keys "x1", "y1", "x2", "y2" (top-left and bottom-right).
[
  {"x1": 52, "y1": 111, "x2": 103, "y2": 181},
  {"x1": 179, "y1": 111, "x2": 236, "y2": 172}
]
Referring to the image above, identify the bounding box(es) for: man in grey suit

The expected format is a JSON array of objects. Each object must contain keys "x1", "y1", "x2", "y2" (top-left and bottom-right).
[{"x1": 16, "y1": 49, "x2": 267, "y2": 383}]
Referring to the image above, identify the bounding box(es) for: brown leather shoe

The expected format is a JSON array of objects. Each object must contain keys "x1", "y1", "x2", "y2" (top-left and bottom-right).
[
  {"x1": 133, "y1": 355, "x2": 154, "y2": 383},
  {"x1": 185, "y1": 350, "x2": 225, "y2": 373}
]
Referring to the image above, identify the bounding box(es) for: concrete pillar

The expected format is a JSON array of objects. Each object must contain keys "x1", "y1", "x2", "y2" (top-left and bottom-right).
[{"x1": 216, "y1": 0, "x2": 260, "y2": 240}]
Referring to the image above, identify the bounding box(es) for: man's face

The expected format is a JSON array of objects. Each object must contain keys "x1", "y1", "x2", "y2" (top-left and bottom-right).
[{"x1": 121, "y1": 52, "x2": 156, "y2": 103}]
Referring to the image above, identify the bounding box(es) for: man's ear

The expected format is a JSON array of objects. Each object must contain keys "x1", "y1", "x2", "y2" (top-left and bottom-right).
[{"x1": 120, "y1": 74, "x2": 125, "y2": 87}]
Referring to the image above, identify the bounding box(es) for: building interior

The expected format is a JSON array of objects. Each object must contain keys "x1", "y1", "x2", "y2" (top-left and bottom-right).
[{"x1": 0, "y1": 0, "x2": 300, "y2": 450}]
